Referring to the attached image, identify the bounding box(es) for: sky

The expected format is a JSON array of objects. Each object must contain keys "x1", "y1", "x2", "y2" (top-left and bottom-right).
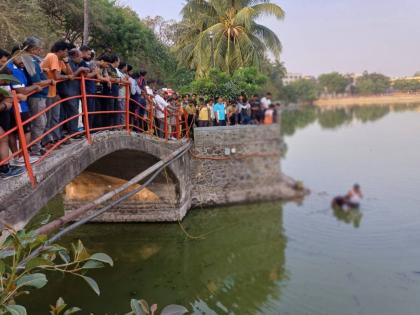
[{"x1": 123, "y1": 0, "x2": 420, "y2": 77}]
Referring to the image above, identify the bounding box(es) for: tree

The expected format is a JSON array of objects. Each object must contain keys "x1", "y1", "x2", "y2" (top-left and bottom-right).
[
  {"x1": 34, "y1": 0, "x2": 176, "y2": 80},
  {"x1": 0, "y1": 0, "x2": 51, "y2": 49},
  {"x1": 39, "y1": 0, "x2": 85, "y2": 43},
  {"x1": 355, "y1": 72, "x2": 390, "y2": 95},
  {"x1": 143, "y1": 15, "x2": 178, "y2": 46},
  {"x1": 281, "y1": 79, "x2": 320, "y2": 104},
  {"x1": 393, "y1": 79, "x2": 420, "y2": 93},
  {"x1": 174, "y1": 0, "x2": 285, "y2": 77},
  {"x1": 318, "y1": 72, "x2": 351, "y2": 95},
  {"x1": 187, "y1": 67, "x2": 267, "y2": 99},
  {"x1": 259, "y1": 60, "x2": 287, "y2": 99},
  {"x1": 89, "y1": 2, "x2": 176, "y2": 80}
]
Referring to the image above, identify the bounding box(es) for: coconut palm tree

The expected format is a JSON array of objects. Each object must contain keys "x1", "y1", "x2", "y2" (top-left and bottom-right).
[{"x1": 174, "y1": 0, "x2": 285, "y2": 77}]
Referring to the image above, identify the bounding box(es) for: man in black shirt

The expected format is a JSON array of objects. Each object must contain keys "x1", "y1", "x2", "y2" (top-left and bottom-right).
[
  {"x1": 250, "y1": 94, "x2": 261, "y2": 124},
  {"x1": 59, "y1": 49, "x2": 90, "y2": 137}
]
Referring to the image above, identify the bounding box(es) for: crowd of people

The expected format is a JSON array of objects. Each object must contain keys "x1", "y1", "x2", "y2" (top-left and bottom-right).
[
  {"x1": 179, "y1": 92, "x2": 278, "y2": 129},
  {"x1": 0, "y1": 36, "x2": 279, "y2": 180}
]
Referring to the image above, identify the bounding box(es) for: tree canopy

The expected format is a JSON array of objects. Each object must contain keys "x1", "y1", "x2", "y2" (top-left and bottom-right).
[
  {"x1": 355, "y1": 72, "x2": 390, "y2": 95},
  {"x1": 187, "y1": 67, "x2": 267, "y2": 99},
  {"x1": 0, "y1": 0, "x2": 176, "y2": 80},
  {"x1": 318, "y1": 72, "x2": 351, "y2": 95},
  {"x1": 174, "y1": 0, "x2": 285, "y2": 77}
]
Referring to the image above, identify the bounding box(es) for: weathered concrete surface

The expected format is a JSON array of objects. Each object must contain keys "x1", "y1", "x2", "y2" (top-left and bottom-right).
[
  {"x1": 0, "y1": 131, "x2": 192, "y2": 228},
  {"x1": 190, "y1": 124, "x2": 306, "y2": 207}
]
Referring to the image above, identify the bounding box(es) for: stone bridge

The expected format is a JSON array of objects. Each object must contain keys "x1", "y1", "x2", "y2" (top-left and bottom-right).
[{"x1": 0, "y1": 124, "x2": 305, "y2": 229}]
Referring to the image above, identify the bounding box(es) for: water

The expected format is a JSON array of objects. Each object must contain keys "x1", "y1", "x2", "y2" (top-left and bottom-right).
[{"x1": 23, "y1": 104, "x2": 420, "y2": 314}]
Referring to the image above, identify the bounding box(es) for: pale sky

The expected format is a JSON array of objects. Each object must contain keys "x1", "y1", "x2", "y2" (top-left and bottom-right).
[{"x1": 123, "y1": 0, "x2": 420, "y2": 77}]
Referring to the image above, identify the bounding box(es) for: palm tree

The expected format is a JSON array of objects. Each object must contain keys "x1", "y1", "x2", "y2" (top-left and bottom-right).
[{"x1": 174, "y1": 0, "x2": 285, "y2": 77}]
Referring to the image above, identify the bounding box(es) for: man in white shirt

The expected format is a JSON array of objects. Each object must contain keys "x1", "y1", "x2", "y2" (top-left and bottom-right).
[
  {"x1": 260, "y1": 92, "x2": 272, "y2": 111},
  {"x1": 154, "y1": 90, "x2": 169, "y2": 137}
]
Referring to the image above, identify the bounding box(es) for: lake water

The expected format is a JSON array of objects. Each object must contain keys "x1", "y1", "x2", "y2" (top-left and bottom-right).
[{"x1": 24, "y1": 104, "x2": 420, "y2": 315}]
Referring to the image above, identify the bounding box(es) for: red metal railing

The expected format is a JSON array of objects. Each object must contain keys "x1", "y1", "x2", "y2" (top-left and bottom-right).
[{"x1": 0, "y1": 76, "x2": 192, "y2": 187}]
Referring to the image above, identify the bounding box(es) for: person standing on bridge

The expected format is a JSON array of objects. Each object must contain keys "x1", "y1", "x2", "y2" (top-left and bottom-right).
[
  {"x1": 41, "y1": 40, "x2": 74, "y2": 147},
  {"x1": 154, "y1": 90, "x2": 169, "y2": 138},
  {"x1": 95, "y1": 53, "x2": 112, "y2": 128},
  {"x1": 60, "y1": 49, "x2": 90, "y2": 138},
  {"x1": 7, "y1": 46, "x2": 44, "y2": 164},
  {"x1": 80, "y1": 45, "x2": 98, "y2": 129},
  {"x1": 213, "y1": 96, "x2": 226, "y2": 126},
  {"x1": 21, "y1": 37, "x2": 54, "y2": 157},
  {"x1": 0, "y1": 59, "x2": 26, "y2": 178}
]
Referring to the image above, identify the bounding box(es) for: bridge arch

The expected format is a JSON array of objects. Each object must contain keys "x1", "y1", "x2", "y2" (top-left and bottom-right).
[{"x1": 0, "y1": 131, "x2": 192, "y2": 228}]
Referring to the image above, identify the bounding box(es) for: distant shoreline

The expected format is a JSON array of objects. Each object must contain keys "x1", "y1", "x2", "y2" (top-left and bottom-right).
[{"x1": 314, "y1": 93, "x2": 420, "y2": 107}]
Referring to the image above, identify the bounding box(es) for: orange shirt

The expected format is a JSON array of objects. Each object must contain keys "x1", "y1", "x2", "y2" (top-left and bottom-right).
[
  {"x1": 41, "y1": 53, "x2": 67, "y2": 97},
  {"x1": 264, "y1": 109, "x2": 274, "y2": 125}
]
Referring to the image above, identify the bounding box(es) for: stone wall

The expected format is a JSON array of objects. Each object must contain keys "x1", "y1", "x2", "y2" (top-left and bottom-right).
[
  {"x1": 1, "y1": 125, "x2": 306, "y2": 228},
  {"x1": 190, "y1": 124, "x2": 296, "y2": 207}
]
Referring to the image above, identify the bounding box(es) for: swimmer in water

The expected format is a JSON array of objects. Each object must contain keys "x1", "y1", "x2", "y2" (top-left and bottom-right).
[{"x1": 332, "y1": 184, "x2": 363, "y2": 209}]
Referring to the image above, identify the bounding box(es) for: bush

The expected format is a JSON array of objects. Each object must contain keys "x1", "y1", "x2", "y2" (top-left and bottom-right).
[
  {"x1": 186, "y1": 67, "x2": 267, "y2": 99},
  {"x1": 280, "y1": 79, "x2": 320, "y2": 104}
]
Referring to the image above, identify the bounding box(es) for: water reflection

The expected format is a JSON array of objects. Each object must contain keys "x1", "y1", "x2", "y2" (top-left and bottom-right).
[
  {"x1": 281, "y1": 103, "x2": 420, "y2": 136},
  {"x1": 22, "y1": 203, "x2": 288, "y2": 315},
  {"x1": 332, "y1": 208, "x2": 363, "y2": 228}
]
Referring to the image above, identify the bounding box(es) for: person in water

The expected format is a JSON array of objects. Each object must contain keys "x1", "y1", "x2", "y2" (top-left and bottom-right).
[{"x1": 332, "y1": 184, "x2": 363, "y2": 209}]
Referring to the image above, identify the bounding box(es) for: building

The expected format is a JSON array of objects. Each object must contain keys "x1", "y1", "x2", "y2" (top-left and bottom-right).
[{"x1": 282, "y1": 73, "x2": 315, "y2": 85}]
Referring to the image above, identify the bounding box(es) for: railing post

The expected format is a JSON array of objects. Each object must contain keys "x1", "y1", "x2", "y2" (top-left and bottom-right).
[
  {"x1": 80, "y1": 76, "x2": 92, "y2": 144},
  {"x1": 148, "y1": 97, "x2": 154, "y2": 134},
  {"x1": 12, "y1": 91, "x2": 37, "y2": 187},
  {"x1": 176, "y1": 109, "x2": 181, "y2": 140},
  {"x1": 125, "y1": 83, "x2": 130, "y2": 134},
  {"x1": 184, "y1": 111, "x2": 190, "y2": 139},
  {"x1": 164, "y1": 107, "x2": 168, "y2": 140}
]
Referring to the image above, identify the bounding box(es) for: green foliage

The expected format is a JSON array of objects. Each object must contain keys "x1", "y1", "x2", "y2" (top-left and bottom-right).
[
  {"x1": 393, "y1": 79, "x2": 420, "y2": 93},
  {"x1": 165, "y1": 68, "x2": 195, "y2": 91},
  {"x1": 0, "y1": 0, "x2": 52, "y2": 50},
  {"x1": 0, "y1": 75, "x2": 20, "y2": 84},
  {"x1": 318, "y1": 72, "x2": 351, "y2": 94},
  {"x1": 0, "y1": 227, "x2": 113, "y2": 314},
  {"x1": 88, "y1": 1, "x2": 176, "y2": 80},
  {"x1": 259, "y1": 60, "x2": 286, "y2": 99},
  {"x1": 174, "y1": 0, "x2": 285, "y2": 77},
  {"x1": 355, "y1": 72, "x2": 390, "y2": 95},
  {"x1": 0, "y1": 74, "x2": 20, "y2": 98},
  {"x1": 49, "y1": 298, "x2": 81, "y2": 315},
  {"x1": 46, "y1": 297, "x2": 188, "y2": 315},
  {"x1": 0, "y1": 1, "x2": 176, "y2": 82},
  {"x1": 281, "y1": 79, "x2": 320, "y2": 104},
  {"x1": 187, "y1": 67, "x2": 267, "y2": 99}
]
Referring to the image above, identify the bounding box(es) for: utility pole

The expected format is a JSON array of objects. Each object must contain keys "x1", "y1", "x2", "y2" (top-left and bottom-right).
[{"x1": 83, "y1": 0, "x2": 89, "y2": 45}]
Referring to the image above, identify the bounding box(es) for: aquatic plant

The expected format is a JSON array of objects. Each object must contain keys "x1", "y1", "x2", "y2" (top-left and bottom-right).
[{"x1": 48, "y1": 298, "x2": 188, "y2": 315}]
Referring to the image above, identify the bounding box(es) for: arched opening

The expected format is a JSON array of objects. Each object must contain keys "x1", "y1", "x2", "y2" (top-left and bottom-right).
[{"x1": 63, "y1": 149, "x2": 181, "y2": 222}]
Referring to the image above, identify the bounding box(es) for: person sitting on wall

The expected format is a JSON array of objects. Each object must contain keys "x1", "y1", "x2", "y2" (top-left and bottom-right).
[{"x1": 332, "y1": 184, "x2": 364, "y2": 209}]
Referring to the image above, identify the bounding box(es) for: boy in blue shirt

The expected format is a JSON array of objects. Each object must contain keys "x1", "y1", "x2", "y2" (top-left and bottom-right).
[{"x1": 213, "y1": 96, "x2": 226, "y2": 126}]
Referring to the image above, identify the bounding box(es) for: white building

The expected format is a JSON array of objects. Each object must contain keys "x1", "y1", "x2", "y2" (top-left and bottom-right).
[{"x1": 283, "y1": 73, "x2": 315, "y2": 85}]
